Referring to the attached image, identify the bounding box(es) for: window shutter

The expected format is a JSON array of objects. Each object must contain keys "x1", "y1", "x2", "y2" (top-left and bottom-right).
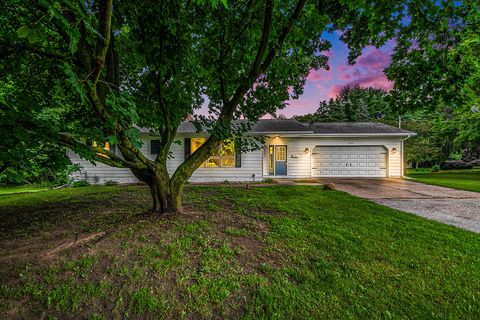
[
  {"x1": 184, "y1": 138, "x2": 191, "y2": 159},
  {"x1": 151, "y1": 140, "x2": 160, "y2": 154},
  {"x1": 234, "y1": 138, "x2": 241, "y2": 168}
]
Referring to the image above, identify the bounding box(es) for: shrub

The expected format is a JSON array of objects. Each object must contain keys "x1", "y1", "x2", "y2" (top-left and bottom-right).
[
  {"x1": 262, "y1": 178, "x2": 276, "y2": 184},
  {"x1": 51, "y1": 164, "x2": 82, "y2": 186},
  {"x1": 104, "y1": 180, "x2": 118, "y2": 186},
  {"x1": 440, "y1": 161, "x2": 473, "y2": 170},
  {"x1": 431, "y1": 165, "x2": 440, "y2": 172},
  {"x1": 73, "y1": 180, "x2": 90, "y2": 187},
  {"x1": 468, "y1": 159, "x2": 480, "y2": 167}
]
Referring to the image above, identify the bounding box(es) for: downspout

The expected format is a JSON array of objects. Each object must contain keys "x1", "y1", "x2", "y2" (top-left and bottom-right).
[{"x1": 401, "y1": 134, "x2": 413, "y2": 177}]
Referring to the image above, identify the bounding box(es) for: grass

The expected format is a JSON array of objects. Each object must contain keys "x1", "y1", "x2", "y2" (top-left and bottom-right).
[
  {"x1": 406, "y1": 168, "x2": 480, "y2": 192},
  {"x1": 0, "y1": 185, "x2": 479, "y2": 319},
  {"x1": 0, "y1": 184, "x2": 50, "y2": 195}
]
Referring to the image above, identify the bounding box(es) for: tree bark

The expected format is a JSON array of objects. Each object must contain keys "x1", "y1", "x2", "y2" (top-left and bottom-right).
[{"x1": 136, "y1": 165, "x2": 184, "y2": 214}]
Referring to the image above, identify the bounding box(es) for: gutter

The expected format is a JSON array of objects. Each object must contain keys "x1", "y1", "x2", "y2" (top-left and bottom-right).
[
  {"x1": 249, "y1": 133, "x2": 415, "y2": 138},
  {"x1": 400, "y1": 133, "x2": 415, "y2": 177}
]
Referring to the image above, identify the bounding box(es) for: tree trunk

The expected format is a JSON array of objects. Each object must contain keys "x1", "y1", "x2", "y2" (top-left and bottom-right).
[{"x1": 145, "y1": 174, "x2": 184, "y2": 214}]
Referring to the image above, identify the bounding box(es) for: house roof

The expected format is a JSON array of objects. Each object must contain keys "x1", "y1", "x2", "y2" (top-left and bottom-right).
[
  {"x1": 307, "y1": 122, "x2": 414, "y2": 135},
  {"x1": 251, "y1": 119, "x2": 312, "y2": 132},
  {"x1": 176, "y1": 119, "x2": 312, "y2": 133},
  {"x1": 147, "y1": 119, "x2": 414, "y2": 136}
]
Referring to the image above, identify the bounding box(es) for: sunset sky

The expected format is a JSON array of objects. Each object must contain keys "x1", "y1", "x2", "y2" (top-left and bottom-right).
[
  {"x1": 198, "y1": 31, "x2": 396, "y2": 118},
  {"x1": 281, "y1": 31, "x2": 395, "y2": 117}
]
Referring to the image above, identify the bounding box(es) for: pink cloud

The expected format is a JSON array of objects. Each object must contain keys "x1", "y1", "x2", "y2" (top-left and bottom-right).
[
  {"x1": 306, "y1": 68, "x2": 333, "y2": 81},
  {"x1": 284, "y1": 98, "x2": 318, "y2": 116},
  {"x1": 323, "y1": 50, "x2": 334, "y2": 58},
  {"x1": 329, "y1": 85, "x2": 344, "y2": 99},
  {"x1": 352, "y1": 68, "x2": 362, "y2": 78},
  {"x1": 338, "y1": 73, "x2": 351, "y2": 80},
  {"x1": 357, "y1": 50, "x2": 391, "y2": 69},
  {"x1": 328, "y1": 74, "x2": 393, "y2": 100},
  {"x1": 348, "y1": 74, "x2": 393, "y2": 90}
]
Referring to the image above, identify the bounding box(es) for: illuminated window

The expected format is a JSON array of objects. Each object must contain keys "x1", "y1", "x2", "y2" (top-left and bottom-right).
[
  {"x1": 276, "y1": 146, "x2": 286, "y2": 161},
  {"x1": 269, "y1": 146, "x2": 274, "y2": 175},
  {"x1": 92, "y1": 141, "x2": 112, "y2": 158},
  {"x1": 191, "y1": 138, "x2": 235, "y2": 168},
  {"x1": 191, "y1": 138, "x2": 206, "y2": 153}
]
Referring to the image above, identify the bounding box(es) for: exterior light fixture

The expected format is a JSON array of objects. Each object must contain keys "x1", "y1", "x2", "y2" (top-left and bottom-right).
[
  {"x1": 304, "y1": 148, "x2": 310, "y2": 154},
  {"x1": 391, "y1": 148, "x2": 397, "y2": 153}
]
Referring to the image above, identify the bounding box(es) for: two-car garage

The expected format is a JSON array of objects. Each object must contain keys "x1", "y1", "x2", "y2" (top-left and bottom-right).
[{"x1": 311, "y1": 145, "x2": 388, "y2": 177}]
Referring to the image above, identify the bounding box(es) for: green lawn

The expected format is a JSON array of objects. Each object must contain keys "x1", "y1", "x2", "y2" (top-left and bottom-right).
[
  {"x1": 406, "y1": 168, "x2": 480, "y2": 192},
  {"x1": 0, "y1": 185, "x2": 479, "y2": 319},
  {"x1": 0, "y1": 184, "x2": 50, "y2": 195}
]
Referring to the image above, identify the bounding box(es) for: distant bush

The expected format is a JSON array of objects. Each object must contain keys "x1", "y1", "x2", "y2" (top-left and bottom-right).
[
  {"x1": 440, "y1": 161, "x2": 473, "y2": 170},
  {"x1": 468, "y1": 159, "x2": 480, "y2": 168},
  {"x1": 104, "y1": 180, "x2": 118, "y2": 186},
  {"x1": 51, "y1": 164, "x2": 82, "y2": 186},
  {"x1": 431, "y1": 165, "x2": 440, "y2": 172},
  {"x1": 73, "y1": 180, "x2": 90, "y2": 187},
  {"x1": 413, "y1": 168, "x2": 431, "y2": 172}
]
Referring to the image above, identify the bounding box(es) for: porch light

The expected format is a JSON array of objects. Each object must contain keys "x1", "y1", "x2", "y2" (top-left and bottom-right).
[
  {"x1": 391, "y1": 148, "x2": 397, "y2": 153},
  {"x1": 304, "y1": 148, "x2": 310, "y2": 154}
]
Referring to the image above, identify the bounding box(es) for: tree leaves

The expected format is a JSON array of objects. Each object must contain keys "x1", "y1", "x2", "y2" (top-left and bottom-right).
[
  {"x1": 62, "y1": 62, "x2": 89, "y2": 105},
  {"x1": 16, "y1": 25, "x2": 46, "y2": 44}
]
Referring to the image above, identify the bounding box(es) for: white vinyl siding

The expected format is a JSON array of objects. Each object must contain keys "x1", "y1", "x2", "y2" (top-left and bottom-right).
[
  {"x1": 68, "y1": 134, "x2": 405, "y2": 184},
  {"x1": 68, "y1": 135, "x2": 263, "y2": 184},
  {"x1": 67, "y1": 150, "x2": 138, "y2": 184}
]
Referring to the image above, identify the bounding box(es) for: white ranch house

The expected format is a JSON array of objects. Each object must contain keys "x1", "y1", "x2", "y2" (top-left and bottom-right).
[{"x1": 68, "y1": 119, "x2": 415, "y2": 183}]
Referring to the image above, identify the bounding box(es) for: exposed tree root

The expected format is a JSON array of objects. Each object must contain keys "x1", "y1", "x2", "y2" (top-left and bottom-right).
[{"x1": 45, "y1": 231, "x2": 106, "y2": 258}]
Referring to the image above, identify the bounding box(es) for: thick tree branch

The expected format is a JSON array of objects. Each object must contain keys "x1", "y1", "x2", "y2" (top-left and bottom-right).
[
  {"x1": 224, "y1": 0, "x2": 274, "y2": 120},
  {"x1": 171, "y1": 0, "x2": 282, "y2": 184},
  {"x1": 58, "y1": 133, "x2": 138, "y2": 169},
  {"x1": 89, "y1": 0, "x2": 114, "y2": 122},
  {"x1": 172, "y1": 0, "x2": 307, "y2": 186},
  {"x1": 226, "y1": 0, "x2": 306, "y2": 120},
  {"x1": 258, "y1": 0, "x2": 307, "y2": 73}
]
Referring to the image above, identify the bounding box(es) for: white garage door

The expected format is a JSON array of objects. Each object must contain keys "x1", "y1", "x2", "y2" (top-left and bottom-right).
[{"x1": 311, "y1": 146, "x2": 387, "y2": 177}]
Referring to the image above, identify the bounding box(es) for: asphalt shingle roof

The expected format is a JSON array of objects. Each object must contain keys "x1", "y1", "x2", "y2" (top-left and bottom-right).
[
  {"x1": 251, "y1": 119, "x2": 311, "y2": 132},
  {"x1": 307, "y1": 122, "x2": 414, "y2": 134},
  {"x1": 176, "y1": 119, "x2": 414, "y2": 135}
]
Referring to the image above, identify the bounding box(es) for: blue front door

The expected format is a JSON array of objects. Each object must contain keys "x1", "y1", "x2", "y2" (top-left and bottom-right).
[{"x1": 274, "y1": 145, "x2": 287, "y2": 175}]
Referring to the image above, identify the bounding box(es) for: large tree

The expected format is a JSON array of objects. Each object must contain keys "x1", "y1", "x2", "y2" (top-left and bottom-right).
[
  {"x1": 1, "y1": 0, "x2": 477, "y2": 213},
  {"x1": 386, "y1": 1, "x2": 480, "y2": 149}
]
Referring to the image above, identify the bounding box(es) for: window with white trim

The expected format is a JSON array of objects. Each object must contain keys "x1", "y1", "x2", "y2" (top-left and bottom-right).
[{"x1": 191, "y1": 138, "x2": 235, "y2": 168}]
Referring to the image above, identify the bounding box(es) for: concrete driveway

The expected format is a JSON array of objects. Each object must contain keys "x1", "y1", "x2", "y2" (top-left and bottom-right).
[{"x1": 317, "y1": 178, "x2": 480, "y2": 233}]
